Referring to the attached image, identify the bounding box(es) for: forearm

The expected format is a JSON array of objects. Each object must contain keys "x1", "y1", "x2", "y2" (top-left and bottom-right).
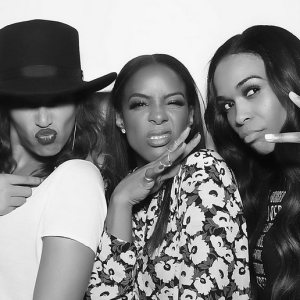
[{"x1": 106, "y1": 194, "x2": 133, "y2": 242}]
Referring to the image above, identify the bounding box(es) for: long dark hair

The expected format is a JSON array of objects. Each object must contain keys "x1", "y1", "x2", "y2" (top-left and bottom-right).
[
  {"x1": 104, "y1": 54, "x2": 205, "y2": 253},
  {"x1": 0, "y1": 94, "x2": 104, "y2": 178},
  {"x1": 205, "y1": 25, "x2": 300, "y2": 300}
]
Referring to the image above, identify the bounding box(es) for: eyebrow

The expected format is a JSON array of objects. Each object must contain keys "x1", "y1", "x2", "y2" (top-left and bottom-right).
[
  {"x1": 128, "y1": 91, "x2": 185, "y2": 101},
  {"x1": 236, "y1": 75, "x2": 263, "y2": 88}
]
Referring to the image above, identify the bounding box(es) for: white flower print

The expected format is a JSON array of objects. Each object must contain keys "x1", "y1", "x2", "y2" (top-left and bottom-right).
[
  {"x1": 225, "y1": 220, "x2": 239, "y2": 243},
  {"x1": 183, "y1": 202, "x2": 205, "y2": 236},
  {"x1": 86, "y1": 150, "x2": 250, "y2": 299},
  {"x1": 210, "y1": 235, "x2": 233, "y2": 263},
  {"x1": 179, "y1": 264, "x2": 194, "y2": 286},
  {"x1": 194, "y1": 273, "x2": 214, "y2": 295},
  {"x1": 198, "y1": 179, "x2": 225, "y2": 209},
  {"x1": 235, "y1": 236, "x2": 249, "y2": 260},
  {"x1": 157, "y1": 286, "x2": 172, "y2": 299},
  {"x1": 120, "y1": 250, "x2": 135, "y2": 265},
  {"x1": 154, "y1": 259, "x2": 176, "y2": 283},
  {"x1": 215, "y1": 162, "x2": 233, "y2": 187},
  {"x1": 212, "y1": 211, "x2": 229, "y2": 228},
  {"x1": 100, "y1": 232, "x2": 113, "y2": 260},
  {"x1": 181, "y1": 289, "x2": 198, "y2": 300},
  {"x1": 104, "y1": 258, "x2": 125, "y2": 283},
  {"x1": 226, "y1": 198, "x2": 240, "y2": 218},
  {"x1": 90, "y1": 284, "x2": 119, "y2": 300},
  {"x1": 209, "y1": 257, "x2": 230, "y2": 289},
  {"x1": 164, "y1": 240, "x2": 178, "y2": 257},
  {"x1": 188, "y1": 235, "x2": 210, "y2": 265},
  {"x1": 232, "y1": 292, "x2": 249, "y2": 300},
  {"x1": 232, "y1": 261, "x2": 250, "y2": 290},
  {"x1": 137, "y1": 271, "x2": 155, "y2": 296}
]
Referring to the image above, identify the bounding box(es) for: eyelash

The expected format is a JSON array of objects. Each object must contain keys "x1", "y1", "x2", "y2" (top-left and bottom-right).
[
  {"x1": 243, "y1": 84, "x2": 261, "y2": 97},
  {"x1": 129, "y1": 99, "x2": 185, "y2": 110},
  {"x1": 217, "y1": 84, "x2": 261, "y2": 113}
]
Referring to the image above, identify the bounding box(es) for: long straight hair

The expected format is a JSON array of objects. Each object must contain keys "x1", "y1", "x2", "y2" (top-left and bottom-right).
[
  {"x1": 205, "y1": 25, "x2": 300, "y2": 300},
  {"x1": 103, "y1": 54, "x2": 206, "y2": 253}
]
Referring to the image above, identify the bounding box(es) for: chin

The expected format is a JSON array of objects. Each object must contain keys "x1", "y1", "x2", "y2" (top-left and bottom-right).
[
  {"x1": 36, "y1": 145, "x2": 63, "y2": 157},
  {"x1": 252, "y1": 141, "x2": 275, "y2": 155}
]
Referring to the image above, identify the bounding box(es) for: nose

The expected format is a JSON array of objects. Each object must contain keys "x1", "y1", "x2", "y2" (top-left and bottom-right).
[
  {"x1": 235, "y1": 99, "x2": 252, "y2": 126},
  {"x1": 148, "y1": 104, "x2": 168, "y2": 125},
  {"x1": 35, "y1": 107, "x2": 53, "y2": 128}
]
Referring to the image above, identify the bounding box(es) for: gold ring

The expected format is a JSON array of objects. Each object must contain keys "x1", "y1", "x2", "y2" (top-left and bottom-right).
[{"x1": 144, "y1": 175, "x2": 154, "y2": 182}]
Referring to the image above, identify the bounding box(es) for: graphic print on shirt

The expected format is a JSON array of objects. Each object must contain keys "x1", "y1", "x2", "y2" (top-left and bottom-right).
[{"x1": 253, "y1": 190, "x2": 286, "y2": 289}]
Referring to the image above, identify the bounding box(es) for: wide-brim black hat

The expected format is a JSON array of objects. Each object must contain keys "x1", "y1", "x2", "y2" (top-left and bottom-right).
[{"x1": 0, "y1": 19, "x2": 117, "y2": 102}]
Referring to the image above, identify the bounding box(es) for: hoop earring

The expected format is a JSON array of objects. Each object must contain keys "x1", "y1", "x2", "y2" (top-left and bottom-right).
[
  {"x1": 72, "y1": 122, "x2": 77, "y2": 151},
  {"x1": 121, "y1": 128, "x2": 126, "y2": 134}
]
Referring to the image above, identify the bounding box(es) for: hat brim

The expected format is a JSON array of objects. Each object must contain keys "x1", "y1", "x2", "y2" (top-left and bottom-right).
[{"x1": 0, "y1": 72, "x2": 117, "y2": 101}]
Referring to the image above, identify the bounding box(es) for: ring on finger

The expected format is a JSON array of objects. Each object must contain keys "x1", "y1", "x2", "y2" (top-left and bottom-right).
[
  {"x1": 174, "y1": 140, "x2": 180, "y2": 147},
  {"x1": 144, "y1": 175, "x2": 154, "y2": 182},
  {"x1": 167, "y1": 153, "x2": 173, "y2": 166}
]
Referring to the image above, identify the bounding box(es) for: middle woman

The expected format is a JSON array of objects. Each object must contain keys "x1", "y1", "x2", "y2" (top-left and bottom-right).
[{"x1": 86, "y1": 54, "x2": 250, "y2": 299}]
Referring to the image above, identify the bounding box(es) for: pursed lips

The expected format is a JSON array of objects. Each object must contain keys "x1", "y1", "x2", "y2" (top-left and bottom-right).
[{"x1": 240, "y1": 130, "x2": 263, "y2": 143}]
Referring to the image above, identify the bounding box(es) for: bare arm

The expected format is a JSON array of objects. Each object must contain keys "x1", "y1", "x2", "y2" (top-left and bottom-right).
[{"x1": 33, "y1": 237, "x2": 95, "y2": 300}]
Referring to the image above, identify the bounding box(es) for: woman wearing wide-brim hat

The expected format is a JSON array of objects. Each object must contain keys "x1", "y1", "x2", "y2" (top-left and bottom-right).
[{"x1": 0, "y1": 19, "x2": 116, "y2": 300}]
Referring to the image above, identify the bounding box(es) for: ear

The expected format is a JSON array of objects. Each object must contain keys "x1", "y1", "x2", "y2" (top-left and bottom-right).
[
  {"x1": 188, "y1": 106, "x2": 194, "y2": 127},
  {"x1": 116, "y1": 112, "x2": 124, "y2": 129}
]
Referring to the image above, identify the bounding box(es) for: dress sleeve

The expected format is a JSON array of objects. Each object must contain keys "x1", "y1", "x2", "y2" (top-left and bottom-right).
[
  {"x1": 85, "y1": 229, "x2": 137, "y2": 299},
  {"x1": 177, "y1": 150, "x2": 250, "y2": 299},
  {"x1": 41, "y1": 160, "x2": 107, "y2": 254}
]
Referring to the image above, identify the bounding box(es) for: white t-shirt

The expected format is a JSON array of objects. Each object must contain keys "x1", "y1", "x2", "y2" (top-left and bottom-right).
[{"x1": 0, "y1": 159, "x2": 107, "y2": 300}]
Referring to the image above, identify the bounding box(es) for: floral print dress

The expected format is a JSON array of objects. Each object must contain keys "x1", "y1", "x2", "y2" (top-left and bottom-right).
[{"x1": 85, "y1": 150, "x2": 250, "y2": 299}]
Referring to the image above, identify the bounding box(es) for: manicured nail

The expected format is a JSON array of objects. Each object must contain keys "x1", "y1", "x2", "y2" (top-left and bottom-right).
[
  {"x1": 265, "y1": 134, "x2": 274, "y2": 142},
  {"x1": 158, "y1": 164, "x2": 165, "y2": 170},
  {"x1": 193, "y1": 132, "x2": 199, "y2": 139},
  {"x1": 289, "y1": 91, "x2": 298, "y2": 100}
]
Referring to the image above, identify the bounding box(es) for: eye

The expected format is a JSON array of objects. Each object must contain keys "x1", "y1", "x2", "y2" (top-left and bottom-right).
[
  {"x1": 217, "y1": 100, "x2": 234, "y2": 113},
  {"x1": 244, "y1": 85, "x2": 260, "y2": 97},
  {"x1": 129, "y1": 99, "x2": 147, "y2": 110},
  {"x1": 224, "y1": 102, "x2": 234, "y2": 110},
  {"x1": 167, "y1": 99, "x2": 185, "y2": 107}
]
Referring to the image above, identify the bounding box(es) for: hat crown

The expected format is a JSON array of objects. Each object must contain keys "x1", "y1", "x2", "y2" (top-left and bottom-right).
[{"x1": 0, "y1": 19, "x2": 81, "y2": 73}]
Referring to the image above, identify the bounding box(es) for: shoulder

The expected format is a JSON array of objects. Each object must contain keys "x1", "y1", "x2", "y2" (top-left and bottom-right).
[
  {"x1": 185, "y1": 149, "x2": 228, "y2": 168},
  {"x1": 52, "y1": 159, "x2": 104, "y2": 188},
  {"x1": 179, "y1": 149, "x2": 236, "y2": 188}
]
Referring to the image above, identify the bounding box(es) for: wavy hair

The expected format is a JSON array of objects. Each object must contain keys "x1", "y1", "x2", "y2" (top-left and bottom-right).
[
  {"x1": 205, "y1": 25, "x2": 300, "y2": 300},
  {"x1": 103, "y1": 54, "x2": 205, "y2": 253},
  {"x1": 0, "y1": 94, "x2": 105, "y2": 180}
]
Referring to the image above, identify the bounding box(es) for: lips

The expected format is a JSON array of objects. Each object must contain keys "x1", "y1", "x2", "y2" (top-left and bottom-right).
[
  {"x1": 146, "y1": 129, "x2": 171, "y2": 147},
  {"x1": 35, "y1": 129, "x2": 57, "y2": 145},
  {"x1": 241, "y1": 130, "x2": 263, "y2": 144}
]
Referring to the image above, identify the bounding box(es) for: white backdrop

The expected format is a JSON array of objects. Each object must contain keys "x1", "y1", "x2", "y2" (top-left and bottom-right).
[{"x1": 1, "y1": 0, "x2": 299, "y2": 96}]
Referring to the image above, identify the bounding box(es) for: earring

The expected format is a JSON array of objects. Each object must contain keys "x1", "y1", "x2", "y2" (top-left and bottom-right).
[
  {"x1": 72, "y1": 122, "x2": 77, "y2": 151},
  {"x1": 121, "y1": 128, "x2": 126, "y2": 134}
]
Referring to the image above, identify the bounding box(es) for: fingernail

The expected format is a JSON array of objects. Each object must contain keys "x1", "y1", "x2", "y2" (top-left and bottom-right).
[
  {"x1": 265, "y1": 134, "x2": 274, "y2": 142},
  {"x1": 193, "y1": 132, "x2": 199, "y2": 139},
  {"x1": 178, "y1": 142, "x2": 184, "y2": 148},
  {"x1": 158, "y1": 165, "x2": 164, "y2": 170},
  {"x1": 289, "y1": 92, "x2": 298, "y2": 100}
]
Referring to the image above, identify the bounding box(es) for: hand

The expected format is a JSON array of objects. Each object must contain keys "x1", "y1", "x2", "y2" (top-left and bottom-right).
[
  {"x1": 111, "y1": 127, "x2": 201, "y2": 207},
  {"x1": 265, "y1": 91, "x2": 300, "y2": 143},
  {"x1": 0, "y1": 174, "x2": 42, "y2": 215}
]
